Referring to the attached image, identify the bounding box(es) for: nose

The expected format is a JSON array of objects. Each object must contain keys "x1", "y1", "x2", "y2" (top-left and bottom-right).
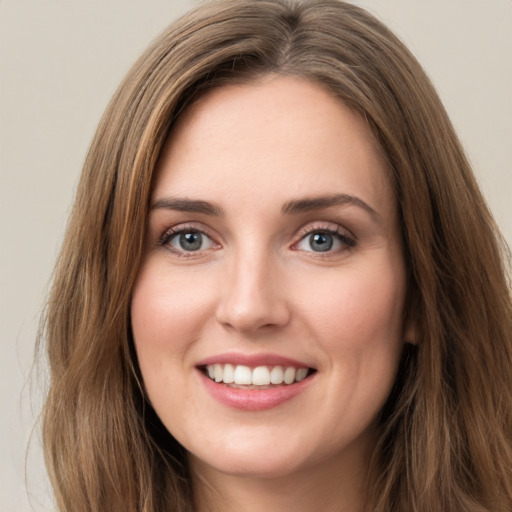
[{"x1": 215, "y1": 248, "x2": 291, "y2": 334}]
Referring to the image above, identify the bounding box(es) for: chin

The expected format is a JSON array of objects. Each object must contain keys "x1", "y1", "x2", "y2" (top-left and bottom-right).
[
  {"x1": 193, "y1": 451, "x2": 307, "y2": 480},
  {"x1": 186, "y1": 431, "x2": 313, "y2": 480}
]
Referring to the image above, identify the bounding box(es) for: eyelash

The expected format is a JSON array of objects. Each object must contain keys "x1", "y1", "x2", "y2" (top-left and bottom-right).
[
  {"x1": 292, "y1": 224, "x2": 356, "y2": 256},
  {"x1": 159, "y1": 224, "x2": 218, "y2": 258},
  {"x1": 158, "y1": 222, "x2": 356, "y2": 258}
]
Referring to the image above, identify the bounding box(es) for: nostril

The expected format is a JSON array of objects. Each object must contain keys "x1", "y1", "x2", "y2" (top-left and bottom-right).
[{"x1": 215, "y1": 269, "x2": 291, "y2": 333}]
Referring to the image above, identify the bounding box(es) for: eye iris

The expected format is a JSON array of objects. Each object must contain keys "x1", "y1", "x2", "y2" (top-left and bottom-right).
[
  {"x1": 179, "y1": 231, "x2": 202, "y2": 251},
  {"x1": 310, "y1": 232, "x2": 333, "y2": 252}
]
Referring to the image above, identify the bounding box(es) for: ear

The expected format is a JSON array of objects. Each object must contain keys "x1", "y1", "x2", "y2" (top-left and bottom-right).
[{"x1": 403, "y1": 316, "x2": 418, "y2": 345}]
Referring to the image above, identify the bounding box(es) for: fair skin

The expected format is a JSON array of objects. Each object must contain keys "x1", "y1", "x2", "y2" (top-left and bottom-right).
[{"x1": 131, "y1": 76, "x2": 413, "y2": 512}]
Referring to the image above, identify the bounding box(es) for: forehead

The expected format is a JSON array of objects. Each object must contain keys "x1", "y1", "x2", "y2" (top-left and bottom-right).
[{"x1": 153, "y1": 75, "x2": 394, "y2": 220}]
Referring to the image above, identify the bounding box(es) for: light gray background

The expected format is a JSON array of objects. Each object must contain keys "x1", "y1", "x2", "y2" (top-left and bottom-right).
[{"x1": 1, "y1": 1, "x2": 511, "y2": 510}]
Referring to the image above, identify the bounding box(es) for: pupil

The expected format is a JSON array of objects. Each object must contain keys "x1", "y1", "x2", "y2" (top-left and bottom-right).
[
  {"x1": 311, "y1": 232, "x2": 333, "y2": 252},
  {"x1": 180, "y1": 232, "x2": 202, "y2": 251}
]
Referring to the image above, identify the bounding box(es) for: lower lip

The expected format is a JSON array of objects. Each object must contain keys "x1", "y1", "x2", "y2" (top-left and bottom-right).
[{"x1": 199, "y1": 371, "x2": 313, "y2": 411}]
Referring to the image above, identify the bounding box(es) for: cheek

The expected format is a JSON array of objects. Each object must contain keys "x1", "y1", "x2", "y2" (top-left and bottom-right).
[
  {"x1": 306, "y1": 264, "x2": 406, "y2": 420},
  {"x1": 302, "y1": 269, "x2": 403, "y2": 336},
  {"x1": 294, "y1": 260, "x2": 406, "y2": 381},
  {"x1": 130, "y1": 262, "x2": 217, "y2": 366}
]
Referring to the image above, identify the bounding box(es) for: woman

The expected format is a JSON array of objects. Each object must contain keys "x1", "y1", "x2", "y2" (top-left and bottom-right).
[{"x1": 40, "y1": 0, "x2": 512, "y2": 511}]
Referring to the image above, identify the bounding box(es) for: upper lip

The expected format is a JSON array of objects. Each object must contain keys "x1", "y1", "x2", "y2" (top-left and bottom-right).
[{"x1": 196, "y1": 352, "x2": 315, "y2": 369}]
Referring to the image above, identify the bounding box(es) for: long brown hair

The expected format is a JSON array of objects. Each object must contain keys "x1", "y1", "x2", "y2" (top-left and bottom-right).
[{"x1": 40, "y1": 1, "x2": 512, "y2": 510}]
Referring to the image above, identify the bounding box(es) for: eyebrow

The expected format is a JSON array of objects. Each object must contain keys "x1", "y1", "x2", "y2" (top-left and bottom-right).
[
  {"x1": 151, "y1": 197, "x2": 224, "y2": 216},
  {"x1": 151, "y1": 193, "x2": 380, "y2": 221},
  {"x1": 281, "y1": 194, "x2": 381, "y2": 221}
]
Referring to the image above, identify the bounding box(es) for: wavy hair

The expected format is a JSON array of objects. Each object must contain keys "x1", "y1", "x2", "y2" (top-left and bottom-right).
[{"x1": 39, "y1": 1, "x2": 512, "y2": 510}]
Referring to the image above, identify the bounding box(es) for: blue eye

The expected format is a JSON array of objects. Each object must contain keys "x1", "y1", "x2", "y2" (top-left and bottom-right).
[
  {"x1": 165, "y1": 230, "x2": 214, "y2": 252},
  {"x1": 308, "y1": 232, "x2": 334, "y2": 252},
  {"x1": 296, "y1": 230, "x2": 354, "y2": 253}
]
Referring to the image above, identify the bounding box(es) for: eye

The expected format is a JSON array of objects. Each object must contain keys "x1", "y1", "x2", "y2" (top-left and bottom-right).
[
  {"x1": 295, "y1": 229, "x2": 355, "y2": 253},
  {"x1": 162, "y1": 228, "x2": 216, "y2": 254}
]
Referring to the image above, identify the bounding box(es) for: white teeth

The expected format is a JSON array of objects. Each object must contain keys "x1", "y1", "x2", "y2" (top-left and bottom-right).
[
  {"x1": 252, "y1": 366, "x2": 270, "y2": 385},
  {"x1": 214, "y1": 363, "x2": 223, "y2": 382},
  {"x1": 270, "y1": 365, "x2": 284, "y2": 384},
  {"x1": 222, "y1": 363, "x2": 235, "y2": 384},
  {"x1": 284, "y1": 367, "x2": 296, "y2": 384},
  {"x1": 295, "y1": 368, "x2": 308, "y2": 382},
  {"x1": 205, "y1": 364, "x2": 310, "y2": 386},
  {"x1": 234, "y1": 365, "x2": 252, "y2": 385}
]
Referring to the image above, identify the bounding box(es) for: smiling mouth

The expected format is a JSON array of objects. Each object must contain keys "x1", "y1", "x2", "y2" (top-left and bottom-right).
[{"x1": 200, "y1": 364, "x2": 316, "y2": 388}]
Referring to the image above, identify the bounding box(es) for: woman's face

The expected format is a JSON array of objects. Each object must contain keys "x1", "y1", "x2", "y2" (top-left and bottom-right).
[{"x1": 131, "y1": 76, "x2": 412, "y2": 480}]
